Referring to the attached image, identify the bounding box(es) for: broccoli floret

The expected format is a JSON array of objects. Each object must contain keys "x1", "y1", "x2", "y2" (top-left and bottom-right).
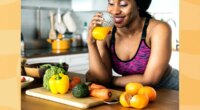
[{"x1": 43, "y1": 66, "x2": 67, "y2": 90}]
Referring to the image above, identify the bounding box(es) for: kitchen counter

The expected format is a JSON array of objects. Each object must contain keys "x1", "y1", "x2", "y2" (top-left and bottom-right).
[
  {"x1": 22, "y1": 47, "x2": 88, "y2": 58},
  {"x1": 21, "y1": 73, "x2": 179, "y2": 110}
]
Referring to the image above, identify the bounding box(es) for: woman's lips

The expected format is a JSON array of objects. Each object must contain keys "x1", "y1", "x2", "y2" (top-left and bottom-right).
[{"x1": 114, "y1": 17, "x2": 125, "y2": 24}]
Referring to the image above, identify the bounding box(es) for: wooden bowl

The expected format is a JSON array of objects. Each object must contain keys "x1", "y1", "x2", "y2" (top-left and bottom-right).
[{"x1": 24, "y1": 63, "x2": 69, "y2": 78}]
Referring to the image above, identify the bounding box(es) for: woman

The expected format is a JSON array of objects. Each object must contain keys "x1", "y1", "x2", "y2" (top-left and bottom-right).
[{"x1": 86, "y1": 0, "x2": 179, "y2": 90}]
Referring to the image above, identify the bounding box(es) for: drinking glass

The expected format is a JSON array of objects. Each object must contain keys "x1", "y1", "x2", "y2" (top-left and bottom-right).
[{"x1": 92, "y1": 12, "x2": 114, "y2": 40}]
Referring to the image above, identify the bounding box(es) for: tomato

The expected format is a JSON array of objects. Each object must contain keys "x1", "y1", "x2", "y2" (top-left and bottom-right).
[
  {"x1": 21, "y1": 77, "x2": 26, "y2": 82},
  {"x1": 69, "y1": 76, "x2": 81, "y2": 89}
]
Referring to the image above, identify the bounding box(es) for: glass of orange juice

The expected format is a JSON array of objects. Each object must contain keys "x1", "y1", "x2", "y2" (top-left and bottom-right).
[{"x1": 92, "y1": 12, "x2": 114, "y2": 40}]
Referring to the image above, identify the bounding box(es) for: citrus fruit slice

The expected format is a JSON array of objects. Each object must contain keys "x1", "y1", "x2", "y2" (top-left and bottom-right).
[
  {"x1": 130, "y1": 94, "x2": 149, "y2": 109},
  {"x1": 119, "y1": 92, "x2": 132, "y2": 107}
]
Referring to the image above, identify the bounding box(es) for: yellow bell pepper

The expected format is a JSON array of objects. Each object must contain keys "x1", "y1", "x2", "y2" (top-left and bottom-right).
[{"x1": 49, "y1": 73, "x2": 69, "y2": 94}]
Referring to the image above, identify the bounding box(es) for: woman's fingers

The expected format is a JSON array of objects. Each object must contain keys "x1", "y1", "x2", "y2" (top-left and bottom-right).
[
  {"x1": 92, "y1": 20, "x2": 103, "y2": 25},
  {"x1": 90, "y1": 15, "x2": 103, "y2": 27},
  {"x1": 88, "y1": 13, "x2": 103, "y2": 33},
  {"x1": 87, "y1": 12, "x2": 104, "y2": 44}
]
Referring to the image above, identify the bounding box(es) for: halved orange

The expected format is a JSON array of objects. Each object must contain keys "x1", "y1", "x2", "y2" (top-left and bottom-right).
[
  {"x1": 119, "y1": 92, "x2": 132, "y2": 107},
  {"x1": 130, "y1": 94, "x2": 149, "y2": 109}
]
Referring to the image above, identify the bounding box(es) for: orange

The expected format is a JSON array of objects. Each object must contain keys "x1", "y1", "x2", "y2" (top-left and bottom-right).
[
  {"x1": 130, "y1": 94, "x2": 149, "y2": 109},
  {"x1": 125, "y1": 82, "x2": 143, "y2": 95},
  {"x1": 119, "y1": 92, "x2": 132, "y2": 107},
  {"x1": 138, "y1": 86, "x2": 157, "y2": 101}
]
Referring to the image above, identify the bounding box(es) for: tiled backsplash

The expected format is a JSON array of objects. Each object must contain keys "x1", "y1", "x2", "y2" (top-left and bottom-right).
[{"x1": 21, "y1": 0, "x2": 100, "y2": 49}]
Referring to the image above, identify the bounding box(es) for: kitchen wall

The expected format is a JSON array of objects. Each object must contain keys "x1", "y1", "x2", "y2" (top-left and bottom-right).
[
  {"x1": 22, "y1": 0, "x2": 71, "y2": 49},
  {"x1": 148, "y1": 0, "x2": 179, "y2": 51},
  {"x1": 21, "y1": 0, "x2": 100, "y2": 49}
]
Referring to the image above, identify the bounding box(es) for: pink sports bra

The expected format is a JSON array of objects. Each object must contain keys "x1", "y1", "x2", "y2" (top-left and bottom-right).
[{"x1": 110, "y1": 18, "x2": 151, "y2": 76}]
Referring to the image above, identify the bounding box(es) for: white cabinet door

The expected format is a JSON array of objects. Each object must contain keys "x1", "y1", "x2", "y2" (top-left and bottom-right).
[
  {"x1": 67, "y1": 53, "x2": 89, "y2": 66},
  {"x1": 67, "y1": 53, "x2": 89, "y2": 74},
  {"x1": 26, "y1": 53, "x2": 89, "y2": 74},
  {"x1": 26, "y1": 55, "x2": 69, "y2": 64},
  {"x1": 68, "y1": 65, "x2": 89, "y2": 74}
]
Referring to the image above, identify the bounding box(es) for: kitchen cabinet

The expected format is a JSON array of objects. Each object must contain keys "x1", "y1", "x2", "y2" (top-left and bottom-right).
[
  {"x1": 26, "y1": 53, "x2": 121, "y2": 76},
  {"x1": 72, "y1": 0, "x2": 108, "y2": 11},
  {"x1": 26, "y1": 53, "x2": 89, "y2": 74},
  {"x1": 67, "y1": 53, "x2": 89, "y2": 74}
]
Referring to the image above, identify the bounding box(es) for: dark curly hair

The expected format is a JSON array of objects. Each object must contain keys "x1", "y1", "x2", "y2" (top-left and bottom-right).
[{"x1": 135, "y1": 0, "x2": 152, "y2": 18}]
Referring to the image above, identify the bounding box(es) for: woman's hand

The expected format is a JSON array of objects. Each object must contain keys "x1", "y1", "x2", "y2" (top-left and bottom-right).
[{"x1": 87, "y1": 12, "x2": 104, "y2": 45}]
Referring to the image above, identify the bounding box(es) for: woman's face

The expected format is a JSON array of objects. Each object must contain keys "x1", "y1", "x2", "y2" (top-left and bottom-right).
[{"x1": 107, "y1": 0, "x2": 139, "y2": 28}]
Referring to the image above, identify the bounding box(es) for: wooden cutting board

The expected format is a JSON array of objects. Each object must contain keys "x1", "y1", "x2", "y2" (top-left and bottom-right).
[{"x1": 25, "y1": 87, "x2": 122, "y2": 109}]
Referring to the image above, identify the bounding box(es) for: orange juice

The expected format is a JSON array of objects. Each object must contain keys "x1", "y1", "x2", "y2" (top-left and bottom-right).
[{"x1": 92, "y1": 26, "x2": 112, "y2": 40}]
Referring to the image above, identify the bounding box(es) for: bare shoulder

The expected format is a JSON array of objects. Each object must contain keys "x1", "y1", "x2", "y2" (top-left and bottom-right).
[
  {"x1": 145, "y1": 18, "x2": 171, "y2": 46},
  {"x1": 148, "y1": 19, "x2": 172, "y2": 36}
]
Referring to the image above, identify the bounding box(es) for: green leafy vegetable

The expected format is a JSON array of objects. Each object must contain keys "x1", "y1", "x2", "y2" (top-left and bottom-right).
[
  {"x1": 43, "y1": 65, "x2": 67, "y2": 90},
  {"x1": 40, "y1": 64, "x2": 52, "y2": 69}
]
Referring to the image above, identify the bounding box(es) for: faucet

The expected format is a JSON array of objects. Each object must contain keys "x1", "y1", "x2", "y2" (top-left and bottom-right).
[
  {"x1": 166, "y1": 18, "x2": 176, "y2": 28},
  {"x1": 166, "y1": 18, "x2": 179, "y2": 51}
]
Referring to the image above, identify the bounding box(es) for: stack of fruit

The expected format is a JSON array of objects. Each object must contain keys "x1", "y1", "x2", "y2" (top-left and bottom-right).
[{"x1": 119, "y1": 82, "x2": 157, "y2": 109}]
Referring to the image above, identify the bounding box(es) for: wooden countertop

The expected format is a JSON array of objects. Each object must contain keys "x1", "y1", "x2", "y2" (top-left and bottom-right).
[
  {"x1": 22, "y1": 47, "x2": 88, "y2": 58},
  {"x1": 21, "y1": 73, "x2": 179, "y2": 110}
]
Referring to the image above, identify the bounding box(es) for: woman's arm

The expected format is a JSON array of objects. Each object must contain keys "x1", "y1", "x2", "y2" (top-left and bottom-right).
[
  {"x1": 87, "y1": 40, "x2": 112, "y2": 85},
  {"x1": 113, "y1": 22, "x2": 172, "y2": 87},
  {"x1": 86, "y1": 13, "x2": 112, "y2": 85}
]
